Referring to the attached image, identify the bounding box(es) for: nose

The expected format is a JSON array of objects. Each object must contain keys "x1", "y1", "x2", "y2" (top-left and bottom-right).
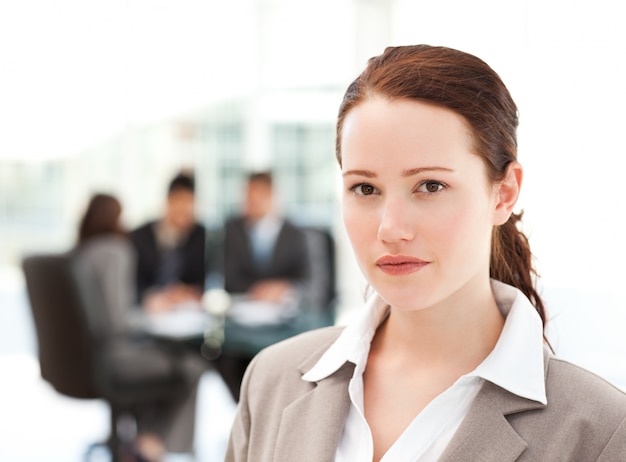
[{"x1": 377, "y1": 199, "x2": 415, "y2": 243}]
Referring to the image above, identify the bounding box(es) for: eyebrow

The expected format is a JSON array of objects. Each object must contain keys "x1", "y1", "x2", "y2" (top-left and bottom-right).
[{"x1": 342, "y1": 167, "x2": 454, "y2": 178}]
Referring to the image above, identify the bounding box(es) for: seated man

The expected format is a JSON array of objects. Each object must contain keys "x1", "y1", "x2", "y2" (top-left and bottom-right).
[
  {"x1": 130, "y1": 171, "x2": 207, "y2": 312},
  {"x1": 224, "y1": 171, "x2": 310, "y2": 302},
  {"x1": 219, "y1": 171, "x2": 311, "y2": 400}
]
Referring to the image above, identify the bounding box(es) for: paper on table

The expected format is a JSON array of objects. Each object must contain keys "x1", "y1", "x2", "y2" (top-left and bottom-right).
[
  {"x1": 145, "y1": 305, "x2": 210, "y2": 339},
  {"x1": 227, "y1": 299, "x2": 297, "y2": 326}
]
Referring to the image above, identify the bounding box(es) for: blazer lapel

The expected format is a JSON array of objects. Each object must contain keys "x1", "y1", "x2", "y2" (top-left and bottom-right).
[
  {"x1": 440, "y1": 347, "x2": 551, "y2": 462},
  {"x1": 273, "y1": 361, "x2": 354, "y2": 462}
]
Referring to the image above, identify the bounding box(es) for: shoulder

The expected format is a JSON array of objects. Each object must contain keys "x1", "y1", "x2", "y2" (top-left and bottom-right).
[
  {"x1": 280, "y1": 220, "x2": 306, "y2": 235},
  {"x1": 276, "y1": 222, "x2": 308, "y2": 250},
  {"x1": 79, "y1": 235, "x2": 133, "y2": 258},
  {"x1": 130, "y1": 221, "x2": 156, "y2": 238},
  {"x1": 76, "y1": 237, "x2": 134, "y2": 277},
  {"x1": 244, "y1": 326, "x2": 344, "y2": 387},
  {"x1": 179, "y1": 223, "x2": 206, "y2": 246},
  {"x1": 189, "y1": 222, "x2": 206, "y2": 237},
  {"x1": 224, "y1": 217, "x2": 247, "y2": 239},
  {"x1": 546, "y1": 355, "x2": 626, "y2": 412},
  {"x1": 225, "y1": 216, "x2": 245, "y2": 228},
  {"x1": 240, "y1": 326, "x2": 344, "y2": 412},
  {"x1": 256, "y1": 326, "x2": 343, "y2": 367},
  {"x1": 188, "y1": 222, "x2": 206, "y2": 232},
  {"x1": 512, "y1": 355, "x2": 626, "y2": 458}
]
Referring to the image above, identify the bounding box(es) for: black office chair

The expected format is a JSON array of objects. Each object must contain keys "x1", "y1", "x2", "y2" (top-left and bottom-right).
[
  {"x1": 303, "y1": 226, "x2": 338, "y2": 321},
  {"x1": 22, "y1": 252, "x2": 189, "y2": 462}
]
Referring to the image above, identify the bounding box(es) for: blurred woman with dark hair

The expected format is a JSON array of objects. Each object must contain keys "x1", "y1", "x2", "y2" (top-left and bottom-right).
[
  {"x1": 78, "y1": 193, "x2": 126, "y2": 243},
  {"x1": 76, "y1": 193, "x2": 205, "y2": 462},
  {"x1": 77, "y1": 194, "x2": 134, "y2": 334}
]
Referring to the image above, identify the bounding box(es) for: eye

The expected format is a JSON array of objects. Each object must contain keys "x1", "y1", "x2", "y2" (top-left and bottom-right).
[
  {"x1": 417, "y1": 180, "x2": 446, "y2": 194},
  {"x1": 350, "y1": 183, "x2": 378, "y2": 196}
]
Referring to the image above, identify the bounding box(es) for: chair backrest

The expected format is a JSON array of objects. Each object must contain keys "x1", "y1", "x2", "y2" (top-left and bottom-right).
[
  {"x1": 22, "y1": 253, "x2": 103, "y2": 399},
  {"x1": 303, "y1": 227, "x2": 337, "y2": 321}
]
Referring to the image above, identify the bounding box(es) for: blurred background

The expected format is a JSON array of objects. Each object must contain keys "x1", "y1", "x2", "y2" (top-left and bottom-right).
[{"x1": 1, "y1": 0, "x2": 626, "y2": 460}]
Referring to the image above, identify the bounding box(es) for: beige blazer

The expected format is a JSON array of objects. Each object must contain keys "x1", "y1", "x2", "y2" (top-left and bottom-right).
[{"x1": 226, "y1": 327, "x2": 626, "y2": 461}]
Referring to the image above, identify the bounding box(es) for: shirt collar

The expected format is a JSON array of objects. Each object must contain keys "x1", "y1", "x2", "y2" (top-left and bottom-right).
[
  {"x1": 301, "y1": 290, "x2": 389, "y2": 381},
  {"x1": 470, "y1": 280, "x2": 547, "y2": 404},
  {"x1": 302, "y1": 280, "x2": 547, "y2": 405},
  {"x1": 249, "y1": 213, "x2": 282, "y2": 232}
]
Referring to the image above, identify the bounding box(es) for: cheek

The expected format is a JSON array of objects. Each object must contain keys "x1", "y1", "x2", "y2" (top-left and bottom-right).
[
  {"x1": 342, "y1": 204, "x2": 375, "y2": 253},
  {"x1": 417, "y1": 210, "x2": 458, "y2": 257},
  {"x1": 342, "y1": 206, "x2": 361, "y2": 241},
  {"x1": 435, "y1": 200, "x2": 493, "y2": 258}
]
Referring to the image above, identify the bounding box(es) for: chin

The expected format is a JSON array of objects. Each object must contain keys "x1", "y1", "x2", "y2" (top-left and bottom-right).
[{"x1": 371, "y1": 283, "x2": 435, "y2": 312}]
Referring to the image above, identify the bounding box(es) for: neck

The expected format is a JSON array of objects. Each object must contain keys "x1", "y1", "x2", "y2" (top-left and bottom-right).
[{"x1": 372, "y1": 279, "x2": 504, "y2": 371}]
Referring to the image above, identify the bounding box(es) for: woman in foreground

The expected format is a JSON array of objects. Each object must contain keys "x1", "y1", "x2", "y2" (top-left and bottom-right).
[{"x1": 225, "y1": 45, "x2": 626, "y2": 461}]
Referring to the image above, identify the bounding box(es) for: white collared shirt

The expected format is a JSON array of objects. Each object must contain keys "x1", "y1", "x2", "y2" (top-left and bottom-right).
[
  {"x1": 302, "y1": 280, "x2": 547, "y2": 461},
  {"x1": 248, "y1": 214, "x2": 283, "y2": 267}
]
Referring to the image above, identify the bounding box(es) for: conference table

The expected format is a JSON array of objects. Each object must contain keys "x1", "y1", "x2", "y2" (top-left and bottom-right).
[{"x1": 136, "y1": 289, "x2": 335, "y2": 361}]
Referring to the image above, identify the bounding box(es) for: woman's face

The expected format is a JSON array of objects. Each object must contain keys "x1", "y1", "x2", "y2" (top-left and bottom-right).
[{"x1": 341, "y1": 97, "x2": 506, "y2": 312}]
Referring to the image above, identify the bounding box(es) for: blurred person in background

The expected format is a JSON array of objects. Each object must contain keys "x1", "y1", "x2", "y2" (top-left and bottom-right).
[
  {"x1": 76, "y1": 193, "x2": 206, "y2": 461},
  {"x1": 130, "y1": 172, "x2": 207, "y2": 312},
  {"x1": 223, "y1": 170, "x2": 310, "y2": 302},
  {"x1": 218, "y1": 170, "x2": 311, "y2": 401}
]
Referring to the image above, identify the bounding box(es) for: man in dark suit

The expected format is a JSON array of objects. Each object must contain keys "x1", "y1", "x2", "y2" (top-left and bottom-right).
[
  {"x1": 219, "y1": 170, "x2": 310, "y2": 400},
  {"x1": 223, "y1": 171, "x2": 309, "y2": 301},
  {"x1": 130, "y1": 172, "x2": 206, "y2": 311}
]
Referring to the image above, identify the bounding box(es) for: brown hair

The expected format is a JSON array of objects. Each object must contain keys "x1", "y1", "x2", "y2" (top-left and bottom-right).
[
  {"x1": 168, "y1": 171, "x2": 196, "y2": 195},
  {"x1": 336, "y1": 45, "x2": 546, "y2": 328},
  {"x1": 247, "y1": 170, "x2": 273, "y2": 187},
  {"x1": 78, "y1": 193, "x2": 125, "y2": 244}
]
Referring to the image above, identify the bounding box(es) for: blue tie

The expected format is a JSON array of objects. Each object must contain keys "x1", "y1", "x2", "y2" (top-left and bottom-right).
[{"x1": 250, "y1": 225, "x2": 273, "y2": 269}]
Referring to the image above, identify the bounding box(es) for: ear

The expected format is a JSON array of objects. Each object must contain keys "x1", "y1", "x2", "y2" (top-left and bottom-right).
[{"x1": 493, "y1": 161, "x2": 523, "y2": 226}]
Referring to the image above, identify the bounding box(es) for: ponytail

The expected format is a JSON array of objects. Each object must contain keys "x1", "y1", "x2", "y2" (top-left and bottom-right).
[{"x1": 490, "y1": 211, "x2": 547, "y2": 327}]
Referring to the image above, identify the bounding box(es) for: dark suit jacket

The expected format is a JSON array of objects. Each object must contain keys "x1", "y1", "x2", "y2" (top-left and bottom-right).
[
  {"x1": 223, "y1": 217, "x2": 310, "y2": 294},
  {"x1": 226, "y1": 327, "x2": 626, "y2": 462},
  {"x1": 129, "y1": 221, "x2": 206, "y2": 302}
]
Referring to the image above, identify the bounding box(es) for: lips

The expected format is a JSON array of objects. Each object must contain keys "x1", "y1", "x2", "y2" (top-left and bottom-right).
[{"x1": 375, "y1": 255, "x2": 429, "y2": 275}]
